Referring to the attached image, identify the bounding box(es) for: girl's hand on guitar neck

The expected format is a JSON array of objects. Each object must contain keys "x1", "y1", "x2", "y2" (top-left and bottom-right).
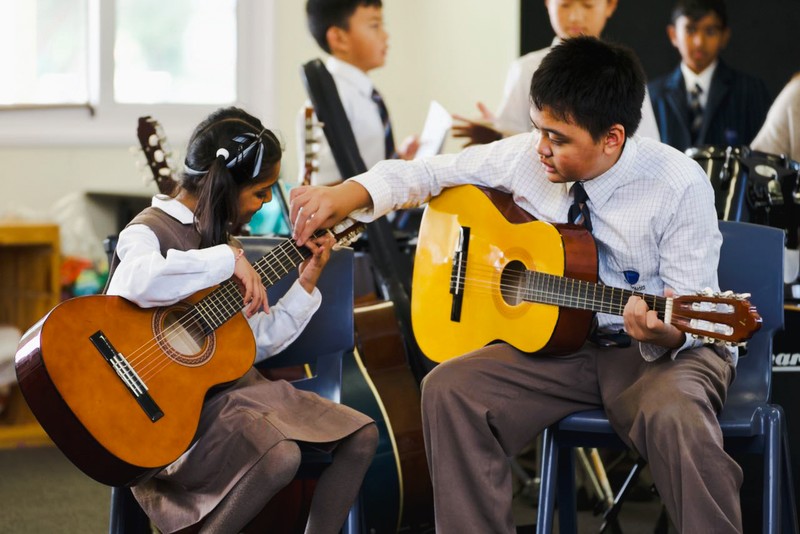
[
  {"x1": 230, "y1": 246, "x2": 269, "y2": 317},
  {"x1": 623, "y1": 288, "x2": 685, "y2": 349},
  {"x1": 297, "y1": 233, "x2": 335, "y2": 294},
  {"x1": 290, "y1": 181, "x2": 372, "y2": 246}
]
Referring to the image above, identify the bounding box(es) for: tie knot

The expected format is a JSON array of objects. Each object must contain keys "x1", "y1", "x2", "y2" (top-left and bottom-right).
[
  {"x1": 572, "y1": 182, "x2": 589, "y2": 203},
  {"x1": 371, "y1": 88, "x2": 383, "y2": 103}
]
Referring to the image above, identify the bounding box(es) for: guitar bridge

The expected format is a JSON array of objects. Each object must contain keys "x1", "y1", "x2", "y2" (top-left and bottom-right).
[
  {"x1": 90, "y1": 331, "x2": 164, "y2": 422},
  {"x1": 449, "y1": 226, "x2": 470, "y2": 322}
]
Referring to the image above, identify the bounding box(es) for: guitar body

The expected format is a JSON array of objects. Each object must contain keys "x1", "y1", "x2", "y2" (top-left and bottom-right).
[
  {"x1": 411, "y1": 185, "x2": 598, "y2": 363},
  {"x1": 354, "y1": 300, "x2": 434, "y2": 531},
  {"x1": 340, "y1": 347, "x2": 402, "y2": 534},
  {"x1": 15, "y1": 292, "x2": 255, "y2": 486}
]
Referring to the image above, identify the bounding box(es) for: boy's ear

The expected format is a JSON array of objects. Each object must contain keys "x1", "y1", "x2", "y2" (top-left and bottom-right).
[
  {"x1": 667, "y1": 24, "x2": 678, "y2": 48},
  {"x1": 720, "y1": 27, "x2": 731, "y2": 50},
  {"x1": 602, "y1": 124, "x2": 625, "y2": 155},
  {"x1": 326, "y1": 26, "x2": 348, "y2": 56}
]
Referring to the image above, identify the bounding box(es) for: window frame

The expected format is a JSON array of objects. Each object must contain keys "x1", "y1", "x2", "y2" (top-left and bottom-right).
[{"x1": 0, "y1": 0, "x2": 275, "y2": 146}]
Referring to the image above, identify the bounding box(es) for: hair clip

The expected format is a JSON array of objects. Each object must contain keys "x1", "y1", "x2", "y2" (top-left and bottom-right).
[{"x1": 216, "y1": 148, "x2": 230, "y2": 160}]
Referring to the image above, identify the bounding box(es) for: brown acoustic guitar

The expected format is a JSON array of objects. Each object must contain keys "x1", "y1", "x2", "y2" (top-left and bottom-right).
[
  {"x1": 411, "y1": 185, "x2": 762, "y2": 363},
  {"x1": 14, "y1": 223, "x2": 363, "y2": 487}
]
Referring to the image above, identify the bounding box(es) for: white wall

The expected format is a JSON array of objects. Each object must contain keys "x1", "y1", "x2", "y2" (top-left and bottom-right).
[{"x1": 0, "y1": 1, "x2": 520, "y2": 247}]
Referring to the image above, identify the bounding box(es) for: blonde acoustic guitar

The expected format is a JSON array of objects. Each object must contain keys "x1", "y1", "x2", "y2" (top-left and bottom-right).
[{"x1": 411, "y1": 185, "x2": 762, "y2": 363}]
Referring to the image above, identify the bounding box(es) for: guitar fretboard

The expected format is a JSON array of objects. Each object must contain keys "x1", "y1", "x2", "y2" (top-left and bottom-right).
[
  {"x1": 191, "y1": 239, "x2": 311, "y2": 332},
  {"x1": 523, "y1": 270, "x2": 667, "y2": 318}
]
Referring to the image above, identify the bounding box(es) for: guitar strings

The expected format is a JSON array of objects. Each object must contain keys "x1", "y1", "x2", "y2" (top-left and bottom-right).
[
  {"x1": 116, "y1": 238, "x2": 309, "y2": 385},
  {"x1": 449, "y1": 260, "x2": 666, "y2": 312},
  {"x1": 444, "y1": 260, "x2": 734, "y2": 328},
  {"x1": 136, "y1": 240, "x2": 304, "y2": 382},
  {"x1": 129, "y1": 241, "x2": 302, "y2": 383}
]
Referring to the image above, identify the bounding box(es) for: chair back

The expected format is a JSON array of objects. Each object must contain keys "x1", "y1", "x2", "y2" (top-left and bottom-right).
[
  {"x1": 239, "y1": 236, "x2": 354, "y2": 403},
  {"x1": 717, "y1": 220, "x2": 784, "y2": 414}
]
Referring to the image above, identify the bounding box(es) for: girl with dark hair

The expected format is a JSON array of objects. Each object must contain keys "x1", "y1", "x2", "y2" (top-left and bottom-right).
[{"x1": 106, "y1": 107, "x2": 377, "y2": 534}]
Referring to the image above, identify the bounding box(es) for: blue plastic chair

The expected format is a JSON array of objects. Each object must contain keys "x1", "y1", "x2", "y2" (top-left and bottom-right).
[
  {"x1": 536, "y1": 221, "x2": 798, "y2": 534},
  {"x1": 110, "y1": 239, "x2": 360, "y2": 534}
]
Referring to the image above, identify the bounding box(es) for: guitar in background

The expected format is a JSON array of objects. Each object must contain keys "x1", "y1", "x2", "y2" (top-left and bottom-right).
[
  {"x1": 302, "y1": 106, "x2": 322, "y2": 186},
  {"x1": 136, "y1": 116, "x2": 179, "y2": 196}
]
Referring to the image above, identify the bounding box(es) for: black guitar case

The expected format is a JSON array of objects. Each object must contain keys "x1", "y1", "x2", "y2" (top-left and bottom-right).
[{"x1": 300, "y1": 58, "x2": 433, "y2": 382}]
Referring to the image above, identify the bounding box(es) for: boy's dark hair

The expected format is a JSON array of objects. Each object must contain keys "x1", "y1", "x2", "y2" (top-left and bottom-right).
[
  {"x1": 530, "y1": 36, "x2": 645, "y2": 141},
  {"x1": 670, "y1": 0, "x2": 728, "y2": 28},
  {"x1": 306, "y1": 0, "x2": 383, "y2": 53}
]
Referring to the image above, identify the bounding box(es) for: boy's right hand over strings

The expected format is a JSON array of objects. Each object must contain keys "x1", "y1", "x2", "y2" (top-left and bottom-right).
[{"x1": 290, "y1": 181, "x2": 372, "y2": 246}]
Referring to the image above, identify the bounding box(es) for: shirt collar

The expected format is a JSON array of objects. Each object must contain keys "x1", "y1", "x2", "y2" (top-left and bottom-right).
[
  {"x1": 680, "y1": 60, "x2": 717, "y2": 96},
  {"x1": 326, "y1": 55, "x2": 374, "y2": 97},
  {"x1": 152, "y1": 194, "x2": 195, "y2": 225},
  {"x1": 567, "y1": 136, "x2": 639, "y2": 210}
]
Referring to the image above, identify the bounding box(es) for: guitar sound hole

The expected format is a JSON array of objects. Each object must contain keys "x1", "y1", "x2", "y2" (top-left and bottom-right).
[
  {"x1": 153, "y1": 305, "x2": 215, "y2": 366},
  {"x1": 162, "y1": 310, "x2": 206, "y2": 354},
  {"x1": 500, "y1": 260, "x2": 527, "y2": 306}
]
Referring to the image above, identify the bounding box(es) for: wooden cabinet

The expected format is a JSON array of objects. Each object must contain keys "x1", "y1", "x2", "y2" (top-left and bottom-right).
[
  {"x1": 0, "y1": 222, "x2": 60, "y2": 333},
  {"x1": 0, "y1": 222, "x2": 60, "y2": 446}
]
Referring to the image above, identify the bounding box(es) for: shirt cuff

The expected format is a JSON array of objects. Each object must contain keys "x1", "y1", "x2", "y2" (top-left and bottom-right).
[
  {"x1": 351, "y1": 172, "x2": 393, "y2": 219},
  {"x1": 638, "y1": 333, "x2": 698, "y2": 362},
  {"x1": 281, "y1": 279, "x2": 322, "y2": 312}
]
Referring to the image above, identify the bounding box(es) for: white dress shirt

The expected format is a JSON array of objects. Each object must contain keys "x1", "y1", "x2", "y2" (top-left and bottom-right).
[
  {"x1": 106, "y1": 195, "x2": 321, "y2": 363},
  {"x1": 495, "y1": 38, "x2": 661, "y2": 141},
  {"x1": 296, "y1": 56, "x2": 387, "y2": 185},
  {"x1": 348, "y1": 133, "x2": 728, "y2": 363}
]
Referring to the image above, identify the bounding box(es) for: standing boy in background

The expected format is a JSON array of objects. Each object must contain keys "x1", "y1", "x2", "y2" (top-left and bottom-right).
[
  {"x1": 452, "y1": 0, "x2": 660, "y2": 146},
  {"x1": 648, "y1": 0, "x2": 772, "y2": 152},
  {"x1": 298, "y1": 0, "x2": 418, "y2": 186}
]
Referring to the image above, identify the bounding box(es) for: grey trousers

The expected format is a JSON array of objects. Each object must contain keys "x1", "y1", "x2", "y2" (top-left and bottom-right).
[{"x1": 420, "y1": 341, "x2": 743, "y2": 534}]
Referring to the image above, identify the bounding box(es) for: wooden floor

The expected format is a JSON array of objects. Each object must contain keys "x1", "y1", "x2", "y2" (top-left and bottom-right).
[{"x1": 0, "y1": 383, "x2": 673, "y2": 534}]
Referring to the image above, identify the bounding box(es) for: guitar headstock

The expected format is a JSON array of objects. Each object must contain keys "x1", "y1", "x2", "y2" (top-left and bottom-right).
[
  {"x1": 303, "y1": 106, "x2": 324, "y2": 186},
  {"x1": 326, "y1": 219, "x2": 365, "y2": 250},
  {"x1": 671, "y1": 290, "x2": 762, "y2": 345},
  {"x1": 136, "y1": 116, "x2": 179, "y2": 196}
]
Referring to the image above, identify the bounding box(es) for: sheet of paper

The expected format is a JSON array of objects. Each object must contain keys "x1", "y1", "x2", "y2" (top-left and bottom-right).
[{"x1": 415, "y1": 100, "x2": 452, "y2": 159}]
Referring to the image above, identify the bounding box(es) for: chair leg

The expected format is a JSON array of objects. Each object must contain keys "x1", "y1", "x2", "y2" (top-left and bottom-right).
[
  {"x1": 537, "y1": 426, "x2": 559, "y2": 534},
  {"x1": 780, "y1": 407, "x2": 800, "y2": 534},
  {"x1": 763, "y1": 407, "x2": 782, "y2": 534},
  {"x1": 342, "y1": 491, "x2": 363, "y2": 534},
  {"x1": 600, "y1": 456, "x2": 647, "y2": 533},
  {"x1": 109, "y1": 487, "x2": 150, "y2": 534},
  {"x1": 557, "y1": 448, "x2": 578, "y2": 534}
]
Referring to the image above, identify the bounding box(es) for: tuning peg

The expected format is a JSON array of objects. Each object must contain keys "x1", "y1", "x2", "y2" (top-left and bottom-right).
[
  {"x1": 129, "y1": 145, "x2": 141, "y2": 155},
  {"x1": 148, "y1": 133, "x2": 160, "y2": 147},
  {"x1": 153, "y1": 149, "x2": 165, "y2": 163},
  {"x1": 158, "y1": 167, "x2": 171, "y2": 177}
]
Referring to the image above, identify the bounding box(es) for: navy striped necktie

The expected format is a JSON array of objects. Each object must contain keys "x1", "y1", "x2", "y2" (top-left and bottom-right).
[
  {"x1": 568, "y1": 182, "x2": 593, "y2": 232},
  {"x1": 371, "y1": 88, "x2": 396, "y2": 159},
  {"x1": 688, "y1": 83, "x2": 704, "y2": 142}
]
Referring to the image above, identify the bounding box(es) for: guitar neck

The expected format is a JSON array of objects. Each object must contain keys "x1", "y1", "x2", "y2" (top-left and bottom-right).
[
  {"x1": 186, "y1": 221, "x2": 365, "y2": 332},
  {"x1": 189, "y1": 239, "x2": 312, "y2": 332},
  {"x1": 524, "y1": 270, "x2": 667, "y2": 319}
]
